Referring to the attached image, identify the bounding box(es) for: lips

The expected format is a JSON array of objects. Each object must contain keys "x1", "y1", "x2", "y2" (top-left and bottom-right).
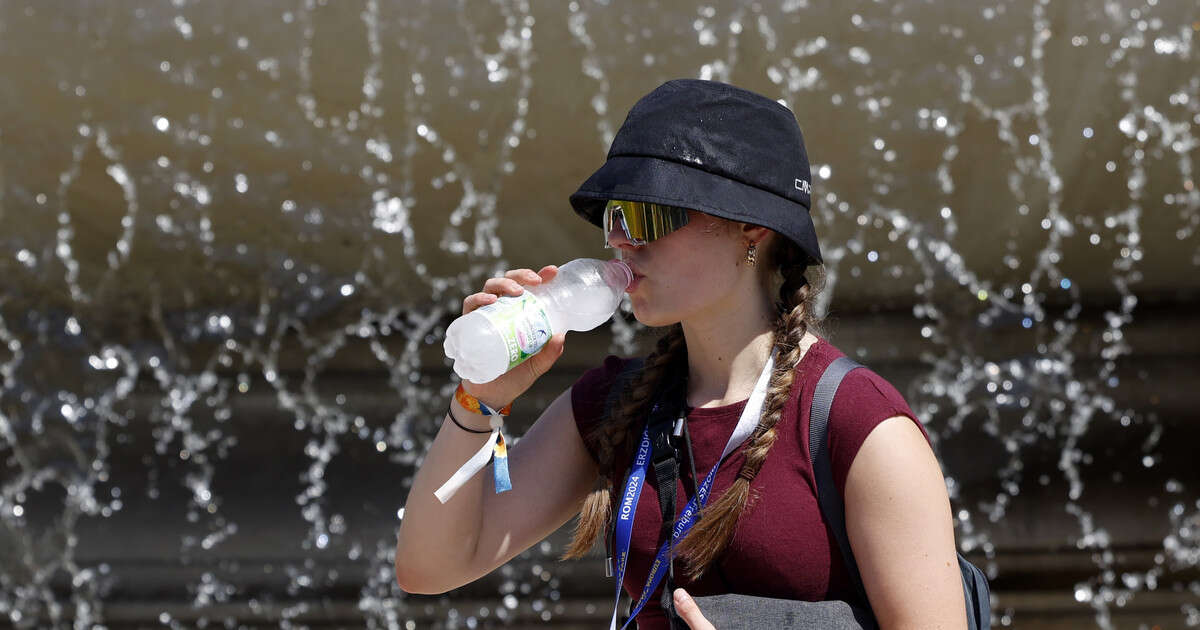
[
  {"x1": 625, "y1": 274, "x2": 642, "y2": 293},
  {"x1": 622, "y1": 260, "x2": 644, "y2": 292}
]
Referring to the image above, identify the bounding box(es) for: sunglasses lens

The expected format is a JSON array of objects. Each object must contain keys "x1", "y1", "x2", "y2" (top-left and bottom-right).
[{"x1": 603, "y1": 200, "x2": 688, "y2": 247}]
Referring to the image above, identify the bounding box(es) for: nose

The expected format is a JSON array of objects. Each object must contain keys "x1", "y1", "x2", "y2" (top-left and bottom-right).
[{"x1": 604, "y1": 218, "x2": 639, "y2": 250}]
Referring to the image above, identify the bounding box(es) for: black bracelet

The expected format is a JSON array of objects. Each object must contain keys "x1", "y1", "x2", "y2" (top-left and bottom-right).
[{"x1": 446, "y1": 402, "x2": 492, "y2": 434}]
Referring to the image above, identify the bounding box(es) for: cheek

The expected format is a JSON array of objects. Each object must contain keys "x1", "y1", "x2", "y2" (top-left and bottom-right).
[
  {"x1": 631, "y1": 249, "x2": 738, "y2": 325},
  {"x1": 656, "y1": 254, "x2": 737, "y2": 300}
]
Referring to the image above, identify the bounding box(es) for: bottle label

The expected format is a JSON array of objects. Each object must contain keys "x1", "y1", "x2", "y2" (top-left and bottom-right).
[{"x1": 476, "y1": 292, "x2": 553, "y2": 371}]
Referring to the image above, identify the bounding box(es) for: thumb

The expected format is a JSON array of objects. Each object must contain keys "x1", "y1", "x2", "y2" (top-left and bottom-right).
[
  {"x1": 527, "y1": 332, "x2": 566, "y2": 376},
  {"x1": 673, "y1": 589, "x2": 716, "y2": 630}
]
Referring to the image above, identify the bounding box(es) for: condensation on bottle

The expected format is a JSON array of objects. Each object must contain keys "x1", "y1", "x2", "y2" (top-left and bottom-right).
[{"x1": 444, "y1": 258, "x2": 632, "y2": 383}]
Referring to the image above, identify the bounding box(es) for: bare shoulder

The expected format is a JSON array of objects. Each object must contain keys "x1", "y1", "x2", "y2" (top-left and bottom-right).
[{"x1": 855, "y1": 415, "x2": 935, "y2": 469}]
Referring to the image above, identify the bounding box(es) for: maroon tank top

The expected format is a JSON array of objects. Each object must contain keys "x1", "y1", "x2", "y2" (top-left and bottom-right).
[{"x1": 570, "y1": 336, "x2": 928, "y2": 629}]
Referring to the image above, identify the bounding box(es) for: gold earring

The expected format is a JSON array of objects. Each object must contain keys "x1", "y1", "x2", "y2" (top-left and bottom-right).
[{"x1": 745, "y1": 242, "x2": 757, "y2": 267}]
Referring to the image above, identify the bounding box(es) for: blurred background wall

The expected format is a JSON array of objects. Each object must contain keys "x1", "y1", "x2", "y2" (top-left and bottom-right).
[{"x1": 0, "y1": 0, "x2": 1197, "y2": 628}]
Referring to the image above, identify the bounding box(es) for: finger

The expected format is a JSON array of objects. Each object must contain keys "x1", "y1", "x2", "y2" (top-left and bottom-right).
[
  {"x1": 537, "y1": 265, "x2": 558, "y2": 281},
  {"x1": 462, "y1": 292, "x2": 497, "y2": 314},
  {"x1": 540, "y1": 333, "x2": 567, "y2": 361},
  {"x1": 503, "y1": 268, "x2": 541, "y2": 284},
  {"x1": 525, "y1": 333, "x2": 566, "y2": 378},
  {"x1": 482, "y1": 277, "x2": 525, "y2": 296},
  {"x1": 672, "y1": 589, "x2": 715, "y2": 630}
]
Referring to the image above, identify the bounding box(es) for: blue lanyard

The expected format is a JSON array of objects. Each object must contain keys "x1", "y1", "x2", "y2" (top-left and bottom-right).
[
  {"x1": 617, "y1": 434, "x2": 724, "y2": 628},
  {"x1": 608, "y1": 427, "x2": 654, "y2": 630},
  {"x1": 607, "y1": 349, "x2": 777, "y2": 630}
]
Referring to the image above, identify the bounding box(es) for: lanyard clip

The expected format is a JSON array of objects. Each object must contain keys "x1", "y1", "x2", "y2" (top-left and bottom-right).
[
  {"x1": 672, "y1": 417, "x2": 685, "y2": 438},
  {"x1": 605, "y1": 556, "x2": 614, "y2": 578}
]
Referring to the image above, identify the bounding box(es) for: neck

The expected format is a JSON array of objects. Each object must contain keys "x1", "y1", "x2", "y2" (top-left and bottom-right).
[{"x1": 680, "y1": 289, "x2": 778, "y2": 410}]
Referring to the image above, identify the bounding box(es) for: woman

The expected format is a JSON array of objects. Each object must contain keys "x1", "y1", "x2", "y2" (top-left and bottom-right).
[{"x1": 395, "y1": 80, "x2": 967, "y2": 629}]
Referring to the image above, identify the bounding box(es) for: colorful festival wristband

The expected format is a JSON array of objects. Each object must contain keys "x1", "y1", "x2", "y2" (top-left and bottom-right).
[
  {"x1": 454, "y1": 383, "x2": 512, "y2": 417},
  {"x1": 435, "y1": 384, "x2": 514, "y2": 503}
]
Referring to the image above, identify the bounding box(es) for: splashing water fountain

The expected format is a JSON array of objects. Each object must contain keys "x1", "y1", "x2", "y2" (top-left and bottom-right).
[{"x1": 0, "y1": 1, "x2": 1197, "y2": 628}]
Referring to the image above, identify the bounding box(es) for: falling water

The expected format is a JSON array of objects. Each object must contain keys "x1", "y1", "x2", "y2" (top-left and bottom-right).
[{"x1": 0, "y1": 0, "x2": 1197, "y2": 628}]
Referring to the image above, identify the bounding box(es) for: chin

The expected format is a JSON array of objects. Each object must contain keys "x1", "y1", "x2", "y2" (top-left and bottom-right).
[
  {"x1": 630, "y1": 302, "x2": 680, "y2": 329},
  {"x1": 634, "y1": 315, "x2": 672, "y2": 328}
]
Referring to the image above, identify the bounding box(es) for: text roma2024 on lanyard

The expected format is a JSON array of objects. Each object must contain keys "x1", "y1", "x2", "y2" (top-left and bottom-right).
[{"x1": 608, "y1": 350, "x2": 777, "y2": 630}]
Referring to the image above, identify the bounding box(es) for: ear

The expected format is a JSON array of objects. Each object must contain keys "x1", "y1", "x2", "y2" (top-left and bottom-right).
[{"x1": 740, "y1": 223, "x2": 773, "y2": 245}]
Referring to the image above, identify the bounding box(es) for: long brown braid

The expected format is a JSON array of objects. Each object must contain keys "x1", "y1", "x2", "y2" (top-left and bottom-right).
[
  {"x1": 561, "y1": 326, "x2": 688, "y2": 560},
  {"x1": 562, "y1": 235, "x2": 825, "y2": 583}
]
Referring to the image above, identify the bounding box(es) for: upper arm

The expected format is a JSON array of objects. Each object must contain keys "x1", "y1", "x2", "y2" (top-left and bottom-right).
[
  {"x1": 843, "y1": 416, "x2": 966, "y2": 630},
  {"x1": 468, "y1": 386, "x2": 600, "y2": 574}
]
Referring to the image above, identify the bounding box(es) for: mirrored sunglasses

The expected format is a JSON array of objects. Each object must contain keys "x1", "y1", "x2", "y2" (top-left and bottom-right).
[{"x1": 602, "y1": 200, "x2": 690, "y2": 248}]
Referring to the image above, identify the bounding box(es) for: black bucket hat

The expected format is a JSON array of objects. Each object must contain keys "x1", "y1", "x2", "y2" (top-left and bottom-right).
[{"x1": 570, "y1": 79, "x2": 822, "y2": 265}]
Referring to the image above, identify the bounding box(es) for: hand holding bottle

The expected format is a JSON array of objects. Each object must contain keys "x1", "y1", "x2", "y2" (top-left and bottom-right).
[
  {"x1": 454, "y1": 265, "x2": 569, "y2": 412},
  {"x1": 436, "y1": 259, "x2": 629, "y2": 502},
  {"x1": 444, "y1": 258, "x2": 632, "y2": 407}
]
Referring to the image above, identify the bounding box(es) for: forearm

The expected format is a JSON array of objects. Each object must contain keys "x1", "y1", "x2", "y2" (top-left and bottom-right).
[{"x1": 394, "y1": 399, "x2": 499, "y2": 593}]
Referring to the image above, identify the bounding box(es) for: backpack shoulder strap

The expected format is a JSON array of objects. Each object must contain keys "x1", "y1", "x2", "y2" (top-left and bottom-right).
[{"x1": 808, "y1": 356, "x2": 873, "y2": 611}]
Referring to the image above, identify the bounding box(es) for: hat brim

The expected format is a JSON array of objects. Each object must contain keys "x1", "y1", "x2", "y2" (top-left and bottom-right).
[{"x1": 570, "y1": 155, "x2": 822, "y2": 265}]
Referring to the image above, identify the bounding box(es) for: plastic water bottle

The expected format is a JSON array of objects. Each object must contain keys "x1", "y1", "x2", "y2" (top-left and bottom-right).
[{"x1": 444, "y1": 258, "x2": 632, "y2": 383}]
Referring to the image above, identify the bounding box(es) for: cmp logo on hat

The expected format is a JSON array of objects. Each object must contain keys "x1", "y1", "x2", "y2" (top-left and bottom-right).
[{"x1": 794, "y1": 178, "x2": 811, "y2": 195}]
